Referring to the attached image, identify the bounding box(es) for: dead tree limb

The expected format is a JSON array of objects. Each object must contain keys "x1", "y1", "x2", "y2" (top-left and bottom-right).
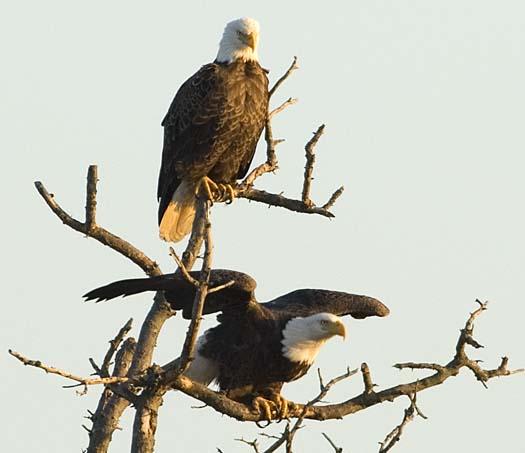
[
  {"x1": 34, "y1": 168, "x2": 161, "y2": 277},
  {"x1": 322, "y1": 433, "x2": 344, "y2": 453},
  {"x1": 177, "y1": 201, "x2": 213, "y2": 373},
  {"x1": 129, "y1": 199, "x2": 211, "y2": 453},
  {"x1": 378, "y1": 393, "x2": 427, "y2": 453},
  {"x1": 87, "y1": 338, "x2": 137, "y2": 453},
  {"x1": 8, "y1": 349, "x2": 132, "y2": 388}
]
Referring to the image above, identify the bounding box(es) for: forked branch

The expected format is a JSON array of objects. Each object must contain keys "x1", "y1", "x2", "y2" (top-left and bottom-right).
[{"x1": 34, "y1": 167, "x2": 161, "y2": 277}]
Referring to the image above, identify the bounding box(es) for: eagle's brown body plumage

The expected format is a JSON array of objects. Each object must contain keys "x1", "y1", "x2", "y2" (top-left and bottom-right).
[{"x1": 158, "y1": 60, "x2": 269, "y2": 241}]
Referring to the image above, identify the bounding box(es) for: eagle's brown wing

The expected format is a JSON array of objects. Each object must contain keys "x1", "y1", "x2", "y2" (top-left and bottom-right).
[
  {"x1": 83, "y1": 269, "x2": 257, "y2": 320},
  {"x1": 158, "y1": 63, "x2": 226, "y2": 224},
  {"x1": 263, "y1": 289, "x2": 389, "y2": 319}
]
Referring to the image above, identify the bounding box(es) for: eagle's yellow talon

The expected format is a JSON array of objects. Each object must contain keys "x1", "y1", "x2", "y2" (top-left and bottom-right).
[
  {"x1": 253, "y1": 396, "x2": 276, "y2": 421},
  {"x1": 195, "y1": 176, "x2": 220, "y2": 201},
  {"x1": 194, "y1": 178, "x2": 235, "y2": 204},
  {"x1": 224, "y1": 183, "x2": 236, "y2": 204}
]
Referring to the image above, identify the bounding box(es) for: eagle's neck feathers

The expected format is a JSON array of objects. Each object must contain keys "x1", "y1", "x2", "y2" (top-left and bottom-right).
[
  {"x1": 216, "y1": 41, "x2": 259, "y2": 64},
  {"x1": 281, "y1": 318, "x2": 327, "y2": 364}
]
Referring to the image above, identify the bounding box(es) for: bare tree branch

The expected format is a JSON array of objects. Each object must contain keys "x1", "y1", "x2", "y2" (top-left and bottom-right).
[
  {"x1": 208, "y1": 280, "x2": 236, "y2": 294},
  {"x1": 302, "y1": 125, "x2": 325, "y2": 207},
  {"x1": 236, "y1": 437, "x2": 261, "y2": 453},
  {"x1": 269, "y1": 57, "x2": 299, "y2": 98},
  {"x1": 378, "y1": 393, "x2": 427, "y2": 453},
  {"x1": 237, "y1": 188, "x2": 338, "y2": 218},
  {"x1": 177, "y1": 199, "x2": 213, "y2": 373},
  {"x1": 322, "y1": 433, "x2": 343, "y2": 453},
  {"x1": 321, "y1": 186, "x2": 345, "y2": 211},
  {"x1": 269, "y1": 97, "x2": 298, "y2": 119},
  {"x1": 361, "y1": 362, "x2": 376, "y2": 394},
  {"x1": 86, "y1": 165, "x2": 98, "y2": 232},
  {"x1": 129, "y1": 197, "x2": 214, "y2": 453},
  {"x1": 168, "y1": 246, "x2": 199, "y2": 287},
  {"x1": 35, "y1": 166, "x2": 161, "y2": 277},
  {"x1": 98, "y1": 318, "x2": 133, "y2": 378},
  {"x1": 260, "y1": 423, "x2": 290, "y2": 453},
  {"x1": 87, "y1": 338, "x2": 137, "y2": 453},
  {"x1": 8, "y1": 349, "x2": 132, "y2": 388}
]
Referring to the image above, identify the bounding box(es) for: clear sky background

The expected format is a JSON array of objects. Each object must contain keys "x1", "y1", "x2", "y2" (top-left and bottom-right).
[{"x1": 2, "y1": 1, "x2": 524, "y2": 452}]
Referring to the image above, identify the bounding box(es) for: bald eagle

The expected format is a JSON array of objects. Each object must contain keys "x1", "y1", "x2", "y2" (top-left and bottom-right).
[
  {"x1": 84, "y1": 270, "x2": 389, "y2": 418},
  {"x1": 158, "y1": 18, "x2": 269, "y2": 242}
]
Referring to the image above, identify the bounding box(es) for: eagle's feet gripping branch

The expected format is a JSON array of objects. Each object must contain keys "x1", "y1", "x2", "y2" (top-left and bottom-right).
[
  {"x1": 195, "y1": 176, "x2": 236, "y2": 204},
  {"x1": 252, "y1": 394, "x2": 294, "y2": 421}
]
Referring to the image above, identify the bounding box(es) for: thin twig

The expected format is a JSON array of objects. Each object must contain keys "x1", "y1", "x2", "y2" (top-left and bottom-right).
[
  {"x1": 302, "y1": 125, "x2": 325, "y2": 207},
  {"x1": 8, "y1": 350, "x2": 132, "y2": 388},
  {"x1": 169, "y1": 246, "x2": 199, "y2": 287},
  {"x1": 378, "y1": 393, "x2": 426, "y2": 453},
  {"x1": 269, "y1": 57, "x2": 299, "y2": 97},
  {"x1": 99, "y1": 318, "x2": 133, "y2": 377},
  {"x1": 394, "y1": 362, "x2": 446, "y2": 372},
  {"x1": 178, "y1": 199, "x2": 213, "y2": 373},
  {"x1": 361, "y1": 363, "x2": 375, "y2": 394},
  {"x1": 322, "y1": 186, "x2": 345, "y2": 211},
  {"x1": 208, "y1": 280, "x2": 236, "y2": 294},
  {"x1": 269, "y1": 97, "x2": 298, "y2": 119},
  {"x1": 261, "y1": 423, "x2": 291, "y2": 453},
  {"x1": 236, "y1": 438, "x2": 261, "y2": 453},
  {"x1": 238, "y1": 188, "x2": 336, "y2": 218},
  {"x1": 85, "y1": 165, "x2": 98, "y2": 232},
  {"x1": 322, "y1": 433, "x2": 343, "y2": 453}
]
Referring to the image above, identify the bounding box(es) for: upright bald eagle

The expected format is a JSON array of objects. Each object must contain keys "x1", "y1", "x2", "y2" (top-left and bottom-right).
[
  {"x1": 84, "y1": 270, "x2": 389, "y2": 418},
  {"x1": 158, "y1": 18, "x2": 269, "y2": 242}
]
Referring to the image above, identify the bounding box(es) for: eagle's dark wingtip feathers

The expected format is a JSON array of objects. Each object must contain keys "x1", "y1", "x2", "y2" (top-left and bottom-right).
[{"x1": 348, "y1": 296, "x2": 390, "y2": 319}]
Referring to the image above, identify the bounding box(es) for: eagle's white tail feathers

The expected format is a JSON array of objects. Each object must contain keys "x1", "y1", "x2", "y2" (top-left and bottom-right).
[
  {"x1": 159, "y1": 180, "x2": 196, "y2": 242},
  {"x1": 183, "y1": 333, "x2": 218, "y2": 386}
]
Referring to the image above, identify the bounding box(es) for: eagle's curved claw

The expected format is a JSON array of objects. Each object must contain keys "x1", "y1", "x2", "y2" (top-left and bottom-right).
[
  {"x1": 195, "y1": 178, "x2": 236, "y2": 204},
  {"x1": 252, "y1": 394, "x2": 292, "y2": 421},
  {"x1": 252, "y1": 396, "x2": 277, "y2": 421},
  {"x1": 222, "y1": 183, "x2": 236, "y2": 204},
  {"x1": 195, "y1": 176, "x2": 219, "y2": 203},
  {"x1": 274, "y1": 394, "x2": 290, "y2": 420},
  {"x1": 214, "y1": 183, "x2": 236, "y2": 204}
]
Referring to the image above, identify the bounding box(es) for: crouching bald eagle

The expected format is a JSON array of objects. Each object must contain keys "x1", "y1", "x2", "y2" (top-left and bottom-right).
[
  {"x1": 158, "y1": 18, "x2": 269, "y2": 242},
  {"x1": 84, "y1": 270, "x2": 389, "y2": 419}
]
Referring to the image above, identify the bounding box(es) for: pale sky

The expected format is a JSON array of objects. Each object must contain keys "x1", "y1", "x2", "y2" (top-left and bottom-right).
[{"x1": 2, "y1": 1, "x2": 524, "y2": 452}]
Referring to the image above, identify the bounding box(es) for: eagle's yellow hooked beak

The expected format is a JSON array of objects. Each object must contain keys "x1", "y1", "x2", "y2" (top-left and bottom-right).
[
  {"x1": 329, "y1": 320, "x2": 347, "y2": 340},
  {"x1": 241, "y1": 32, "x2": 257, "y2": 51}
]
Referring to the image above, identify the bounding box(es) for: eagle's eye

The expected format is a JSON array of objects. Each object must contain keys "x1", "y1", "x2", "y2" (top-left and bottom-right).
[{"x1": 320, "y1": 320, "x2": 329, "y2": 327}]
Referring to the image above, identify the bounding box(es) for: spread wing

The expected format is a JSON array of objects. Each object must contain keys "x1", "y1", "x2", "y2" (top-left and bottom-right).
[
  {"x1": 262, "y1": 289, "x2": 389, "y2": 319},
  {"x1": 83, "y1": 269, "x2": 257, "y2": 319}
]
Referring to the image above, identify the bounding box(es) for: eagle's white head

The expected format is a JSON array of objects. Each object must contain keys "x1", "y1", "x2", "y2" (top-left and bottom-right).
[
  {"x1": 216, "y1": 17, "x2": 260, "y2": 64},
  {"x1": 281, "y1": 313, "x2": 347, "y2": 364}
]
